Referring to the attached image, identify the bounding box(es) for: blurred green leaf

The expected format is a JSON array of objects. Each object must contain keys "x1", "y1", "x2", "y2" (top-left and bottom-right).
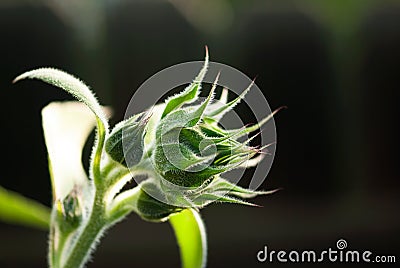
[
  {"x1": 170, "y1": 209, "x2": 207, "y2": 268},
  {"x1": 0, "y1": 186, "x2": 50, "y2": 230}
]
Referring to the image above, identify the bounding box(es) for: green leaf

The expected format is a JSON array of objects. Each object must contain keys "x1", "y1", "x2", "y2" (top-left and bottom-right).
[
  {"x1": 162, "y1": 47, "x2": 209, "y2": 118},
  {"x1": 193, "y1": 193, "x2": 258, "y2": 207},
  {"x1": 219, "y1": 88, "x2": 228, "y2": 104},
  {"x1": 207, "y1": 177, "x2": 279, "y2": 199},
  {"x1": 162, "y1": 84, "x2": 200, "y2": 119},
  {"x1": 170, "y1": 209, "x2": 207, "y2": 268},
  {"x1": 14, "y1": 68, "x2": 111, "y2": 184},
  {"x1": 13, "y1": 68, "x2": 109, "y2": 131},
  {"x1": 136, "y1": 190, "x2": 182, "y2": 222},
  {"x1": 105, "y1": 113, "x2": 146, "y2": 167},
  {"x1": 187, "y1": 177, "x2": 279, "y2": 207},
  {"x1": 158, "y1": 73, "x2": 218, "y2": 136},
  {"x1": 206, "y1": 81, "x2": 253, "y2": 121},
  {"x1": 228, "y1": 106, "x2": 286, "y2": 139},
  {"x1": 0, "y1": 186, "x2": 50, "y2": 230}
]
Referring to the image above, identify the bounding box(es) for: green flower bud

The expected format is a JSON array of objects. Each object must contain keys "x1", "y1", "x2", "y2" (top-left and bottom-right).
[
  {"x1": 56, "y1": 186, "x2": 82, "y2": 232},
  {"x1": 106, "y1": 53, "x2": 278, "y2": 211}
]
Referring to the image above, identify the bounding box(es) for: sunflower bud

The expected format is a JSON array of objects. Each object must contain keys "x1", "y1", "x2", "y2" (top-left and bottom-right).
[{"x1": 107, "y1": 51, "x2": 277, "y2": 212}]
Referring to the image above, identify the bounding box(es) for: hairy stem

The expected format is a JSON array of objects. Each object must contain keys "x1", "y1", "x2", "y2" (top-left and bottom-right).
[
  {"x1": 49, "y1": 226, "x2": 69, "y2": 268},
  {"x1": 61, "y1": 194, "x2": 106, "y2": 268}
]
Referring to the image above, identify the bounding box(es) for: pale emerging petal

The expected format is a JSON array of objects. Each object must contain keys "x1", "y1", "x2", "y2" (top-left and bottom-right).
[{"x1": 42, "y1": 101, "x2": 97, "y2": 201}]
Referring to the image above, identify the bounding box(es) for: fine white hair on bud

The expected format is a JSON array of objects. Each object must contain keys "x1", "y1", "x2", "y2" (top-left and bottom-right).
[{"x1": 103, "y1": 50, "x2": 279, "y2": 212}]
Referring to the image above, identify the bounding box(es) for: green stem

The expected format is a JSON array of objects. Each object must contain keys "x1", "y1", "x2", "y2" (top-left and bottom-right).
[
  {"x1": 170, "y1": 209, "x2": 207, "y2": 268},
  {"x1": 50, "y1": 227, "x2": 69, "y2": 268},
  {"x1": 59, "y1": 121, "x2": 110, "y2": 268},
  {"x1": 93, "y1": 120, "x2": 106, "y2": 186},
  {"x1": 49, "y1": 224, "x2": 57, "y2": 267},
  {"x1": 62, "y1": 195, "x2": 106, "y2": 268}
]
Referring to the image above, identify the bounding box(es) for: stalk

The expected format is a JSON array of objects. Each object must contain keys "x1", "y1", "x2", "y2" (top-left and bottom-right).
[{"x1": 62, "y1": 193, "x2": 106, "y2": 268}]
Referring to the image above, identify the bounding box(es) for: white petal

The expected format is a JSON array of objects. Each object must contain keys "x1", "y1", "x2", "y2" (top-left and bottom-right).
[{"x1": 42, "y1": 101, "x2": 97, "y2": 201}]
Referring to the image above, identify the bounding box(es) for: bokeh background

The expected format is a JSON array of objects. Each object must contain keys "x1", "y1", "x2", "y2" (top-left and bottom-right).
[{"x1": 0, "y1": 0, "x2": 399, "y2": 267}]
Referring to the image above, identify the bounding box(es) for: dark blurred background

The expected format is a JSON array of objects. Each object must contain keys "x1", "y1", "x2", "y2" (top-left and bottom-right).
[{"x1": 0, "y1": 0, "x2": 399, "y2": 267}]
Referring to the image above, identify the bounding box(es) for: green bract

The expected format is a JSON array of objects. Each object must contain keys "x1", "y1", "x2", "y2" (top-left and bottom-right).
[
  {"x1": 0, "y1": 49, "x2": 278, "y2": 268},
  {"x1": 105, "y1": 113, "x2": 147, "y2": 167}
]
